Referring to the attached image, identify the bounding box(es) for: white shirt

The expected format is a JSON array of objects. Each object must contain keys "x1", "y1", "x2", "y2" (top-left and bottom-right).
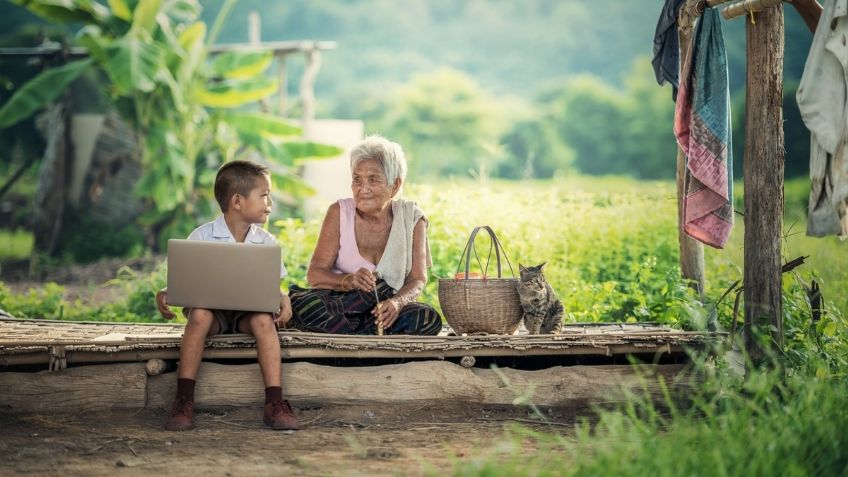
[
  {"x1": 187, "y1": 215, "x2": 288, "y2": 277},
  {"x1": 797, "y1": 0, "x2": 848, "y2": 237}
]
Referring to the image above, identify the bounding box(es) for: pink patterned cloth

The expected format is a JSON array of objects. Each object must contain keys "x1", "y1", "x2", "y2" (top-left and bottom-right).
[{"x1": 674, "y1": 8, "x2": 734, "y2": 249}]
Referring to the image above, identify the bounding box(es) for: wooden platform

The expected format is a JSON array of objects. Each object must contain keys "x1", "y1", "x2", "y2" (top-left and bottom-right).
[
  {"x1": 0, "y1": 316, "x2": 723, "y2": 412},
  {"x1": 0, "y1": 316, "x2": 724, "y2": 368}
]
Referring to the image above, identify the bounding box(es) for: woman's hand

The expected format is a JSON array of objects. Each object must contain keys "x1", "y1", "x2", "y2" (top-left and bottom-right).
[
  {"x1": 343, "y1": 267, "x2": 377, "y2": 292},
  {"x1": 275, "y1": 293, "x2": 293, "y2": 327},
  {"x1": 156, "y1": 288, "x2": 176, "y2": 320},
  {"x1": 372, "y1": 298, "x2": 400, "y2": 330}
]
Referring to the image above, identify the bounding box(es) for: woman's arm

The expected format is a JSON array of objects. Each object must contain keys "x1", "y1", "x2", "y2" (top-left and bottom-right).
[
  {"x1": 373, "y1": 218, "x2": 428, "y2": 328},
  {"x1": 306, "y1": 203, "x2": 347, "y2": 290}
]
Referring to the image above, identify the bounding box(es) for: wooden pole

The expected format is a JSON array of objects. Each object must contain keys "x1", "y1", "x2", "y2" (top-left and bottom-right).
[
  {"x1": 677, "y1": 3, "x2": 706, "y2": 296},
  {"x1": 743, "y1": 5, "x2": 784, "y2": 366}
]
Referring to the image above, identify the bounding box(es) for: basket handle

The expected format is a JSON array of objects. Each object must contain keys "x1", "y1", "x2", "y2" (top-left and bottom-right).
[{"x1": 455, "y1": 226, "x2": 516, "y2": 279}]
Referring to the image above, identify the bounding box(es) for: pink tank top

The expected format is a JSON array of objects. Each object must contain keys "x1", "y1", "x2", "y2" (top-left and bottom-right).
[{"x1": 333, "y1": 198, "x2": 377, "y2": 274}]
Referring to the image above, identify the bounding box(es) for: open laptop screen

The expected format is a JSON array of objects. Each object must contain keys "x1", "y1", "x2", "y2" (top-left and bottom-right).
[{"x1": 167, "y1": 239, "x2": 281, "y2": 313}]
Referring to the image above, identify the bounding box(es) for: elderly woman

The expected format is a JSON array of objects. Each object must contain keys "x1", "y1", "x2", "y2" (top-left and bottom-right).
[{"x1": 288, "y1": 135, "x2": 442, "y2": 335}]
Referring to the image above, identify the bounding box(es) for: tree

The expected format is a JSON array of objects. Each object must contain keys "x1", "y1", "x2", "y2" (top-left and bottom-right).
[
  {"x1": 0, "y1": 0, "x2": 340, "y2": 253},
  {"x1": 372, "y1": 68, "x2": 509, "y2": 179}
]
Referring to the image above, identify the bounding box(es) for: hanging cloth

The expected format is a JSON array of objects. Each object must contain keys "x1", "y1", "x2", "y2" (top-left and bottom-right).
[
  {"x1": 652, "y1": 0, "x2": 687, "y2": 101},
  {"x1": 797, "y1": 0, "x2": 848, "y2": 238},
  {"x1": 674, "y1": 7, "x2": 734, "y2": 249}
]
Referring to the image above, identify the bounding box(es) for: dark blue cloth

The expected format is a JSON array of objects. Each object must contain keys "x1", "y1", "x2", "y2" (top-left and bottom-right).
[{"x1": 652, "y1": 0, "x2": 686, "y2": 101}]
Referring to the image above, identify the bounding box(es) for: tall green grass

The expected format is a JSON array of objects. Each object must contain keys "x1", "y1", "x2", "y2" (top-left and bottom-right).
[{"x1": 446, "y1": 364, "x2": 848, "y2": 477}]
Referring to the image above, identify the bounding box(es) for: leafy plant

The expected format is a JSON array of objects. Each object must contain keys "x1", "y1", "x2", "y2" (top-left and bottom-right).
[{"x1": 0, "y1": 0, "x2": 341, "y2": 249}]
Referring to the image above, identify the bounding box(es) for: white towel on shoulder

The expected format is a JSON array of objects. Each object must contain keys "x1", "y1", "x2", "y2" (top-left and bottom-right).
[{"x1": 375, "y1": 198, "x2": 431, "y2": 292}]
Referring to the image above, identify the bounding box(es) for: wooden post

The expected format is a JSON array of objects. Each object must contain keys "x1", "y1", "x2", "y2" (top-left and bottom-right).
[
  {"x1": 743, "y1": 6, "x2": 784, "y2": 366},
  {"x1": 677, "y1": 3, "x2": 706, "y2": 296},
  {"x1": 300, "y1": 47, "x2": 321, "y2": 138},
  {"x1": 248, "y1": 11, "x2": 269, "y2": 113}
]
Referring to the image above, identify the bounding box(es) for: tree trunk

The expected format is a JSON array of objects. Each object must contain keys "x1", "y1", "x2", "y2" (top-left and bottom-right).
[
  {"x1": 31, "y1": 100, "x2": 73, "y2": 260},
  {"x1": 744, "y1": 6, "x2": 785, "y2": 367}
]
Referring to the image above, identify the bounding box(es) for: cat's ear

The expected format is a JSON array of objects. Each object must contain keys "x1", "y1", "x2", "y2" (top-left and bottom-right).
[
  {"x1": 519, "y1": 263, "x2": 526, "y2": 271},
  {"x1": 539, "y1": 262, "x2": 547, "y2": 270}
]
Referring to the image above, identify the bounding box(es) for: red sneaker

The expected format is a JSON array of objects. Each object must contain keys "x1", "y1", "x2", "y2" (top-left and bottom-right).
[
  {"x1": 165, "y1": 397, "x2": 195, "y2": 431},
  {"x1": 263, "y1": 399, "x2": 300, "y2": 430}
]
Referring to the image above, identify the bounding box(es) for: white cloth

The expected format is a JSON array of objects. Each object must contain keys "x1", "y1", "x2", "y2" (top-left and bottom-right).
[
  {"x1": 374, "y1": 198, "x2": 431, "y2": 292},
  {"x1": 797, "y1": 0, "x2": 848, "y2": 237},
  {"x1": 187, "y1": 215, "x2": 288, "y2": 277}
]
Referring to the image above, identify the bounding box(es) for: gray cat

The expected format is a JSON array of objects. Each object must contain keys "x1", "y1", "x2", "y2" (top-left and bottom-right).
[{"x1": 517, "y1": 263, "x2": 564, "y2": 334}]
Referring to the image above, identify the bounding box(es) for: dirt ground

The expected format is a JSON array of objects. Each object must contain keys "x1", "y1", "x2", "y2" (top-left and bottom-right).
[{"x1": 0, "y1": 402, "x2": 578, "y2": 476}]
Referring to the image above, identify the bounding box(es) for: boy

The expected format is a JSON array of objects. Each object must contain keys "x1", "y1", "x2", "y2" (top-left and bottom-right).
[{"x1": 156, "y1": 160, "x2": 299, "y2": 431}]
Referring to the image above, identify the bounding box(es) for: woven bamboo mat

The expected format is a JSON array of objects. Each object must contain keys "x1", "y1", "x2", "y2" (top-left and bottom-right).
[{"x1": 0, "y1": 315, "x2": 724, "y2": 357}]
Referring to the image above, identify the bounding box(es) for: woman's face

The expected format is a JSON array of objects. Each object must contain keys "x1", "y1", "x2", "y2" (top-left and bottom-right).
[{"x1": 351, "y1": 159, "x2": 399, "y2": 214}]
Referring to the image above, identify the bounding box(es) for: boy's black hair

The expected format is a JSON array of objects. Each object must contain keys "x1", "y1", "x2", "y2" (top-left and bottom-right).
[{"x1": 214, "y1": 160, "x2": 270, "y2": 212}]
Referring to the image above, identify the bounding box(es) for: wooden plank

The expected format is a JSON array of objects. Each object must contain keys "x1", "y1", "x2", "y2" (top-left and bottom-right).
[
  {"x1": 0, "y1": 342, "x2": 691, "y2": 366},
  {"x1": 147, "y1": 361, "x2": 689, "y2": 409},
  {"x1": 744, "y1": 4, "x2": 785, "y2": 365},
  {"x1": 0, "y1": 363, "x2": 146, "y2": 413}
]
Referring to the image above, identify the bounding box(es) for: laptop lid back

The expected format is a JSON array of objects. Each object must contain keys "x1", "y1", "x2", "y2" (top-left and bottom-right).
[{"x1": 167, "y1": 239, "x2": 281, "y2": 313}]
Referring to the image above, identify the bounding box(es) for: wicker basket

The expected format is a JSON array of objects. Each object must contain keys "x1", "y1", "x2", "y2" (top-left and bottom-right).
[{"x1": 438, "y1": 226, "x2": 522, "y2": 335}]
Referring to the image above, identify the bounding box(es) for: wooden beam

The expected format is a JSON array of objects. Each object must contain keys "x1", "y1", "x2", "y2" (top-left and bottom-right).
[
  {"x1": 743, "y1": 5, "x2": 785, "y2": 366},
  {"x1": 0, "y1": 363, "x2": 146, "y2": 413},
  {"x1": 146, "y1": 361, "x2": 691, "y2": 409}
]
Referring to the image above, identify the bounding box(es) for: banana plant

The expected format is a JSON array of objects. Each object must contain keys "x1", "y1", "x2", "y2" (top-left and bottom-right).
[{"x1": 0, "y1": 0, "x2": 341, "y2": 249}]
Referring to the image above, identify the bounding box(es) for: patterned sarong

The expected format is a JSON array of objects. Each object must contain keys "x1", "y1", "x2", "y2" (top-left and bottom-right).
[
  {"x1": 288, "y1": 281, "x2": 442, "y2": 335},
  {"x1": 674, "y1": 7, "x2": 734, "y2": 249}
]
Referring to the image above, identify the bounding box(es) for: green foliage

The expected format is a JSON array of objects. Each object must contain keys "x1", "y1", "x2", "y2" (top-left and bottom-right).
[
  {"x1": 60, "y1": 214, "x2": 145, "y2": 263},
  {"x1": 0, "y1": 229, "x2": 33, "y2": 260},
  {"x1": 0, "y1": 262, "x2": 169, "y2": 322},
  {"x1": 366, "y1": 68, "x2": 511, "y2": 179},
  {"x1": 445, "y1": 365, "x2": 848, "y2": 477},
  {"x1": 544, "y1": 59, "x2": 678, "y2": 179},
  {"x1": 2, "y1": 0, "x2": 341, "y2": 251},
  {"x1": 274, "y1": 179, "x2": 705, "y2": 325}
]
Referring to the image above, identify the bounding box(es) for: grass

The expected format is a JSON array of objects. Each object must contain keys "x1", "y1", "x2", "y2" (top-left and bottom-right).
[{"x1": 445, "y1": 363, "x2": 848, "y2": 477}]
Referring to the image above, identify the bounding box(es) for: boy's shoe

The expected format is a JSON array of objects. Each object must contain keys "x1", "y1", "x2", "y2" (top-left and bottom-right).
[
  {"x1": 165, "y1": 397, "x2": 195, "y2": 431},
  {"x1": 263, "y1": 399, "x2": 300, "y2": 430}
]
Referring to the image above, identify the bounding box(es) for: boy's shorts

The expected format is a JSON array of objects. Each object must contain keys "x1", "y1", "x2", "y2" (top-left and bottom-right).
[{"x1": 182, "y1": 308, "x2": 258, "y2": 334}]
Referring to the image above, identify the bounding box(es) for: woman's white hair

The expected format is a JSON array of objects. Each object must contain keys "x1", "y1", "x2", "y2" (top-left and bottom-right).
[{"x1": 350, "y1": 134, "x2": 407, "y2": 195}]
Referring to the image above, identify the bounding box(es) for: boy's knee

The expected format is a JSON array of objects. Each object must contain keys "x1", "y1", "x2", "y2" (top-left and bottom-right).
[
  {"x1": 187, "y1": 308, "x2": 215, "y2": 325},
  {"x1": 245, "y1": 313, "x2": 275, "y2": 333}
]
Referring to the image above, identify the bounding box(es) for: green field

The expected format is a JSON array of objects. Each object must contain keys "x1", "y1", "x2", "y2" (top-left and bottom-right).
[{"x1": 1, "y1": 176, "x2": 845, "y2": 330}]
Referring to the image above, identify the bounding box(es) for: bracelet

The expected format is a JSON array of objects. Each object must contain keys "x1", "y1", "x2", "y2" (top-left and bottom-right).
[{"x1": 340, "y1": 273, "x2": 351, "y2": 290}]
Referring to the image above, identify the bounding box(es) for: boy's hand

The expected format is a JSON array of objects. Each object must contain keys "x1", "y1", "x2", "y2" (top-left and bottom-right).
[
  {"x1": 274, "y1": 293, "x2": 293, "y2": 327},
  {"x1": 156, "y1": 289, "x2": 176, "y2": 320}
]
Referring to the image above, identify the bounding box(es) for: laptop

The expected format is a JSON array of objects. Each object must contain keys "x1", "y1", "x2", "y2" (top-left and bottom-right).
[{"x1": 167, "y1": 239, "x2": 281, "y2": 313}]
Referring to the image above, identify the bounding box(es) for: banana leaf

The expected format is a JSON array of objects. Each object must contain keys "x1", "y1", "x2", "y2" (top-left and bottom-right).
[
  {"x1": 103, "y1": 33, "x2": 164, "y2": 93},
  {"x1": 130, "y1": 0, "x2": 162, "y2": 34},
  {"x1": 196, "y1": 77, "x2": 277, "y2": 108},
  {"x1": 224, "y1": 111, "x2": 301, "y2": 138},
  {"x1": 210, "y1": 50, "x2": 273, "y2": 80},
  {"x1": 11, "y1": 0, "x2": 108, "y2": 24},
  {"x1": 0, "y1": 58, "x2": 93, "y2": 128},
  {"x1": 107, "y1": 0, "x2": 132, "y2": 21}
]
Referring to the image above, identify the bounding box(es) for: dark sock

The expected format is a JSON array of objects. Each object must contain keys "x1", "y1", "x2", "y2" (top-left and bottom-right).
[
  {"x1": 176, "y1": 378, "x2": 196, "y2": 401},
  {"x1": 265, "y1": 386, "x2": 283, "y2": 404}
]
